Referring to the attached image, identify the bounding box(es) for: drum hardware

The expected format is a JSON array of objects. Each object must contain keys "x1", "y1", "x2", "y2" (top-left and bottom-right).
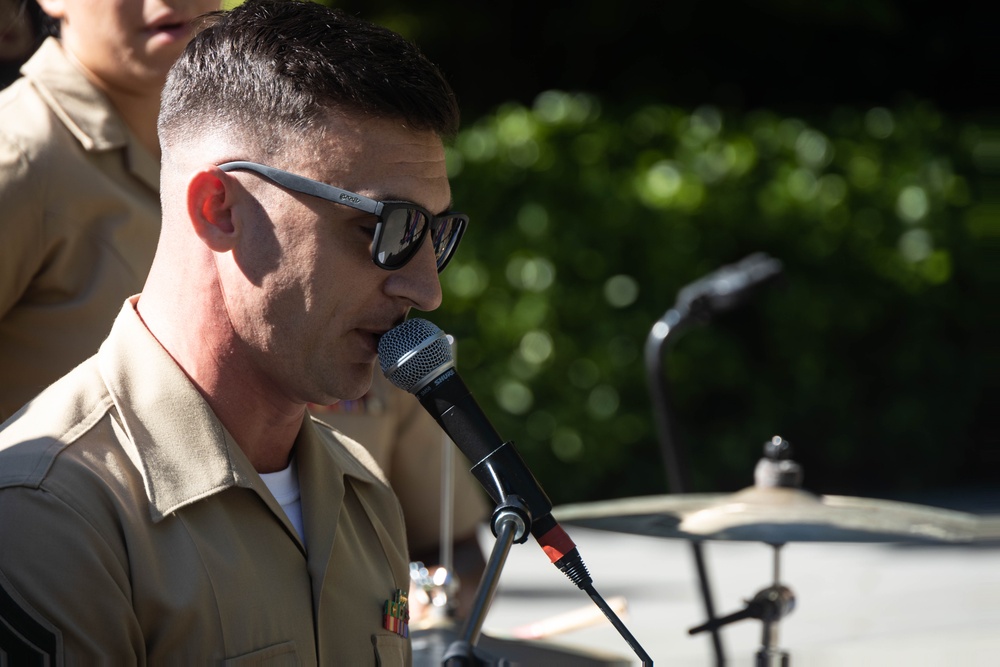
[
  {"x1": 411, "y1": 597, "x2": 634, "y2": 666},
  {"x1": 689, "y1": 572, "x2": 794, "y2": 667},
  {"x1": 555, "y1": 435, "x2": 1000, "y2": 664},
  {"x1": 551, "y1": 476, "x2": 994, "y2": 545},
  {"x1": 644, "y1": 252, "x2": 785, "y2": 666},
  {"x1": 407, "y1": 371, "x2": 464, "y2": 630},
  {"x1": 688, "y1": 439, "x2": 799, "y2": 667},
  {"x1": 632, "y1": 248, "x2": 968, "y2": 667}
]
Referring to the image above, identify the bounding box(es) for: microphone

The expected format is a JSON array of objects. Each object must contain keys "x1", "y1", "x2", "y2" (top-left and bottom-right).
[
  {"x1": 675, "y1": 251, "x2": 783, "y2": 320},
  {"x1": 378, "y1": 318, "x2": 591, "y2": 589}
]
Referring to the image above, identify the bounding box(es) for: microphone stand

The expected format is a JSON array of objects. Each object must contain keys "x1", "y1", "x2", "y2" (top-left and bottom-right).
[
  {"x1": 646, "y1": 307, "x2": 725, "y2": 666},
  {"x1": 443, "y1": 443, "x2": 654, "y2": 666},
  {"x1": 644, "y1": 253, "x2": 784, "y2": 667},
  {"x1": 442, "y1": 496, "x2": 529, "y2": 666}
]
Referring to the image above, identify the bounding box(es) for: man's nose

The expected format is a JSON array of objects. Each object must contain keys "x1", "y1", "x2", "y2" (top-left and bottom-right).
[{"x1": 385, "y1": 235, "x2": 443, "y2": 311}]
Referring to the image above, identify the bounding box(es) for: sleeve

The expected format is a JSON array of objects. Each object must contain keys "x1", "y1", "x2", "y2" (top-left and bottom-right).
[
  {"x1": 0, "y1": 129, "x2": 46, "y2": 320},
  {"x1": 384, "y1": 382, "x2": 490, "y2": 555},
  {"x1": 0, "y1": 486, "x2": 144, "y2": 663}
]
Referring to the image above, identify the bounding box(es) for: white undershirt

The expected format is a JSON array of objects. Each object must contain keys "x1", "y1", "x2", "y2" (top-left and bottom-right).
[{"x1": 260, "y1": 459, "x2": 306, "y2": 547}]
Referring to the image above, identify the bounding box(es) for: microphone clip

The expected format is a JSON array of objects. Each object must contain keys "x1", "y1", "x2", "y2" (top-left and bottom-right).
[
  {"x1": 489, "y1": 496, "x2": 531, "y2": 544},
  {"x1": 469, "y1": 441, "x2": 551, "y2": 544}
]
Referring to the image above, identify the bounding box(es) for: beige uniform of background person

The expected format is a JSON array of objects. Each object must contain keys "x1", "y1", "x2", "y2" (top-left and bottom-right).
[
  {"x1": 0, "y1": 36, "x2": 160, "y2": 419},
  {"x1": 313, "y1": 374, "x2": 488, "y2": 569}
]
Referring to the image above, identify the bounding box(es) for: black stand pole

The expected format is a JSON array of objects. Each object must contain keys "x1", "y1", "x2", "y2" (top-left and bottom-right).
[{"x1": 646, "y1": 307, "x2": 726, "y2": 666}]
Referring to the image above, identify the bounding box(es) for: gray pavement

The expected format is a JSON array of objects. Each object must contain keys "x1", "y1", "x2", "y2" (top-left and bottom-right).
[{"x1": 470, "y1": 523, "x2": 1000, "y2": 666}]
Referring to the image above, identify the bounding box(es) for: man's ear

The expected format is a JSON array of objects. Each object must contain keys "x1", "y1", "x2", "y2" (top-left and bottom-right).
[{"x1": 187, "y1": 166, "x2": 238, "y2": 252}]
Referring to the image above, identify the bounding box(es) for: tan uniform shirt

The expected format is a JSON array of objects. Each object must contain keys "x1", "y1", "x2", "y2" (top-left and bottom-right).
[
  {"x1": 0, "y1": 299, "x2": 412, "y2": 664},
  {"x1": 313, "y1": 375, "x2": 488, "y2": 556},
  {"x1": 0, "y1": 38, "x2": 159, "y2": 421}
]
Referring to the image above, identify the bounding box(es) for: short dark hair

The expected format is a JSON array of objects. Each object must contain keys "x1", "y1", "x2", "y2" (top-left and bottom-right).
[{"x1": 158, "y1": 0, "x2": 459, "y2": 157}]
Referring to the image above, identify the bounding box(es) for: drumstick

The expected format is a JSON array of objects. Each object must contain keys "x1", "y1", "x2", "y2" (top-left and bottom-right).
[{"x1": 508, "y1": 596, "x2": 629, "y2": 639}]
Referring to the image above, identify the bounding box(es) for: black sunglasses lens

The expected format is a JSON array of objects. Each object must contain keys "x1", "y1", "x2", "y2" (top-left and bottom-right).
[
  {"x1": 376, "y1": 207, "x2": 428, "y2": 268},
  {"x1": 430, "y1": 217, "x2": 463, "y2": 267}
]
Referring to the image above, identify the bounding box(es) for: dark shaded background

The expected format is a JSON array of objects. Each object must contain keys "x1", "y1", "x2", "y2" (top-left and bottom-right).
[{"x1": 341, "y1": 0, "x2": 995, "y2": 120}]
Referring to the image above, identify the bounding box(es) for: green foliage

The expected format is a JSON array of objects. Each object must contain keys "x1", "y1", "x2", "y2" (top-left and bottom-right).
[{"x1": 430, "y1": 92, "x2": 996, "y2": 504}]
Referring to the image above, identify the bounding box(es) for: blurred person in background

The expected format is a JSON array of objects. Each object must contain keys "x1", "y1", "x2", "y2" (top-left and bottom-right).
[
  {"x1": 0, "y1": 0, "x2": 487, "y2": 616},
  {"x1": 0, "y1": 0, "x2": 220, "y2": 419},
  {"x1": 0, "y1": 0, "x2": 43, "y2": 88}
]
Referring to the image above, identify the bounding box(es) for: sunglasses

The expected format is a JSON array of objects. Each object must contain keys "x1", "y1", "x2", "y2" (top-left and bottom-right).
[{"x1": 218, "y1": 161, "x2": 467, "y2": 272}]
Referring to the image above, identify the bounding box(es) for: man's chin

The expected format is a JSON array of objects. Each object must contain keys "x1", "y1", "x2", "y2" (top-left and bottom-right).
[{"x1": 325, "y1": 364, "x2": 376, "y2": 403}]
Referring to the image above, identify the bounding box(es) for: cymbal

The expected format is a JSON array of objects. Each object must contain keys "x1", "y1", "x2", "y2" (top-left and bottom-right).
[{"x1": 552, "y1": 486, "x2": 1000, "y2": 544}]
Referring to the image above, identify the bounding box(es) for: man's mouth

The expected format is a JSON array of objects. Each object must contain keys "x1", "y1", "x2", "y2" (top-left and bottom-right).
[
  {"x1": 146, "y1": 17, "x2": 192, "y2": 40},
  {"x1": 152, "y1": 23, "x2": 186, "y2": 35}
]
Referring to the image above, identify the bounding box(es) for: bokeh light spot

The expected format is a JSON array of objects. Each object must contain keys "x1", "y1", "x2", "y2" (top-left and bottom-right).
[
  {"x1": 495, "y1": 378, "x2": 533, "y2": 415},
  {"x1": 587, "y1": 384, "x2": 620, "y2": 419},
  {"x1": 604, "y1": 274, "x2": 640, "y2": 308},
  {"x1": 897, "y1": 185, "x2": 930, "y2": 223},
  {"x1": 551, "y1": 427, "x2": 584, "y2": 462},
  {"x1": 517, "y1": 202, "x2": 550, "y2": 238},
  {"x1": 865, "y1": 107, "x2": 895, "y2": 139},
  {"x1": 519, "y1": 330, "x2": 554, "y2": 364}
]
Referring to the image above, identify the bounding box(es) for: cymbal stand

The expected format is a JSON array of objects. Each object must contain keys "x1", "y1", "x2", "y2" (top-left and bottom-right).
[
  {"x1": 757, "y1": 543, "x2": 794, "y2": 667},
  {"x1": 688, "y1": 543, "x2": 795, "y2": 667},
  {"x1": 409, "y1": 394, "x2": 463, "y2": 624},
  {"x1": 688, "y1": 438, "x2": 803, "y2": 664}
]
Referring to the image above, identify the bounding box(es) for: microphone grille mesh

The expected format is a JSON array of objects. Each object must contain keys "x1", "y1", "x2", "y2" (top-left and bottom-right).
[{"x1": 378, "y1": 318, "x2": 454, "y2": 393}]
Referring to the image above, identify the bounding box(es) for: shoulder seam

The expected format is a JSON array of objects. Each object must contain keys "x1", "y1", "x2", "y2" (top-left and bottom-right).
[{"x1": 0, "y1": 394, "x2": 115, "y2": 489}]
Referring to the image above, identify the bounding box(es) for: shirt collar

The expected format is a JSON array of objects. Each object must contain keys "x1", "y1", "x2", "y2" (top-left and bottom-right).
[
  {"x1": 98, "y1": 297, "x2": 255, "y2": 520},
  {"x1": 98, "y1": 298, "x2": 376, "y2": 521},
  {"x1": 21, "y1": 37, "x2": 159, "y2": 190},
  {"x1": 22, "y1": 37, "x2": 128, "y2": 152}
]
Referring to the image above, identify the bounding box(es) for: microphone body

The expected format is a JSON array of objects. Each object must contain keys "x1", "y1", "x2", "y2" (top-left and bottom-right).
[
  {"x1": 412, "y1": 366, "x2": 559, "y2": 541},
  {"x1": 412, "y1": 364, "x2": 501, "y2": 463}
]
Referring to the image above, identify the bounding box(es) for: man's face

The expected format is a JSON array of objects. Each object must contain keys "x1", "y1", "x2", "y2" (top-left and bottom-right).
[
  {"x1": 39, "y1": 0, "x2": 219, "y2": 92},
  {"x1": 220, "y1": 114, "x2": 451, "y2": 407}
]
